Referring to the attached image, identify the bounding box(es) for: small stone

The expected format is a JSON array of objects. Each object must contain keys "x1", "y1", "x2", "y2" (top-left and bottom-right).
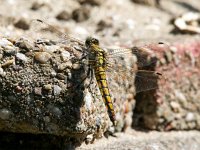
[
  {"x1": 96, "y1": 19, "x2": 113, "y2": 32},
  {"x1": 1, "y1": 59, "x2": 14, "y2": 68},
  {"x1": 31, "y1": 1, "x2": 45, "y2": 10},
  {"x1": 4, "y1": 46, "x2": 17, "y2": 56},
  {"x1": 47, "y1": 105, "x2": 62, "y2": 117},
  {"x1": 44, "y1": 116, "x2": 51, "y2": 123},
  {"x1": 15, "y1": 38, "x2": 33, "y2": 51},
  {"x1": 170, "y1": 101, "x2": 181, "y2": 112},
  {"x1": 77, "y1": 0, "x2": 103, "y2": 6},
  {"x1": 43, "y1": 84, "x2": 52, "y2": 91},
  {"x1": 174, "y1": 90, "x2": 187, "y2": 104},
  {"x1": 34, "y1": 52, "x2": 51, "y2": 64},
  {"x1": 56, "y1": 73, "x2": 66, "y2": 80},
  {"x1": 14, "y1": 18, "x2": 30, "y2": 30},
  {"x1": 72, "y1": 6, "x2": 90, "y2": 22},
  {"x1": 58, "y1": 62, "x2": 73, "y2": 70},
  {"x1": 0, "y1": 108, "x2": 12, "y2": 120},
  {"x1": 44, "y1": 45, "x2": 59, "y2": 53},
  {"x1": 34, "y1": 87, "x2": 42, "y2": 95},
  {"x1": 51, "y1": 70, "x2": 57, "y2": 77},
  {"x1": 185, "y1": 112, "x2": 195, "y2": 122},
  {"x1": 61, "y1": 50, "x2": 71, "y2": 62},
  {"x1": 85, "y1": 134, "x2": 94, "y2": 144},
  {"x1": 0, "y1": 38, "x2": 13, "y2": 47},
  {"x1": 16, "y1": 53, "x2": 28, "y2": 62},
  {"x1": 53, "y1": 85, "x2": 62, "y2": 96},
  {"x1": 56, "y1": 10, "x2": 71, "y2": 20},
  {"x1": 165, "y1": 51, "x2": 173, "y2": 63},
  {"x1": 0, "y1": 67, "x2": 6, "y2": 77},
  {"x1": 72, "y1": 63, "x2": 81, "y2": 70}
]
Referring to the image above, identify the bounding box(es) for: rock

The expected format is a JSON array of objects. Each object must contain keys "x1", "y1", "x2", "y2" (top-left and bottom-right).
[
  {"x1": 53, "y1": 85, "x2": 62, "y2": 96},
  {"x1": 14, "y1": 18, "x2": 30, "y2": 30},
  {"x1": 30, "y1": 1, "x2": 45, "y2": 10},
  {"x1": 15, "y1": 38, "x2": 33, "y2": 51},
  {"x1": 0, "y1": 67, "x2": 6, "y2": 77},
  {"x1": 185, "y1": 112, "x2": 195, "y2": 122},
  {"x1": 72, "y1": 6, "x2": 90, "y2": 22},
  {"x1": 16, "y1": 53, "x2": 28, "y2": 62},
  {"x1": 60, "y1": 50, "x2": 71, "y2": 62},
  {"x1": 77, "y1": 0, "x2": 104, "y2": 6},
  {"x1": 34, "y1": 52, "x2": 51, "y2": 64},
  {"x1": 0, "y1": 108, "x2": 12, "y2": 120},
  {"x1": 56, "y1": 10, "x2": 71, "y2": 21},
  {"x1": 0, "y1": 38, "x2": 13, "y2": 47}
]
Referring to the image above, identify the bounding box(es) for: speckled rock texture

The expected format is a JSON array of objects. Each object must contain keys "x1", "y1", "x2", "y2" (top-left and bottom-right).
[
  {"x1": 0, "y1": 36, "x2": 137, "y2": 144},
  {"x1": 134, "y1": 39, "x2": 200, "y2": 130}
]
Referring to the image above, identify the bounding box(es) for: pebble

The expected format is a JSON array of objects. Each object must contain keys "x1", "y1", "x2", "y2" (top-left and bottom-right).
[
  {"x1": 58, "y1": 62, "x2": 72, "y2": 70},
  {"x1": 15, "y1": 38, "x2": 33, "y2": 51},
  {"x1": 4, "y1": 46, "x2": 17, "y2": 56},
  {"x1": 61, "y1": 50, "x2": 71, "y2": 62},
  {"x1": 72, "y1": 6, "x2": 90, "y2": 22},
  {"x1": 31, "y1": 1, "x2": 45, "y2": 10},
  {"x1": 56, "y1": 10, "x2": 71, "y2": 20},
  {"x1": 97, "y1": 19, "x2": 113, "y2": 32},
  {"x1": 165, "y1": 51, "x2": 173, "y2": 63},
  {"x1": 43, "y1": 116, "x2": 51, "y2": 123},
  {"x1": 72, "y1": 63, "x2": 81, "y2": 70},
  {"x1": 34, "y1": 52, "x2": 51, "y2": 64},
  {"x1": 185, "y1": 112, "x2": 195, "y2": 122},
  {"x1": 51, "y1": 70, "x2": 57, "y2": 77},
  {"x1": 34, "y1": 87, "x2": 42, "y2": 96},
  {"x1": 174, "y1": 90, "x2": 187, "y2": 103},
  {"x1": 56, "y1": 73, "x2": 66, "y2": 80},
  {"x1": 47, "y1": 105, "x2": 62, "y2": 117},
  {"x1": 14, "y1": 18, "x2": 30, "y2": 30},
  {"x1": 77, "y1": 0, "x2": 103, "y2": 5},
  {"x1": 0, "y1": 67, "x2": 6, "y2": 77},
  {"x1": 43, "y1": 84, "x2": 52, "y2": 91},
  {"x1": 53, "y1": 85, "x2": 62, "y2": 96},
  {"x1": 84, "y1": 90, "x2": 92, "y2": 110},
  {"x1": 44, "y1": 45, "x2": 59, "y2": 53},
  {"x1": 0, "y1": 38, "x2": 13, "y2": 47},
  {"x1": 170, "y1": 101, "x2": 181, "y2": 112},
  {"x1": 1, "y1": 59, "x2": 14, "y2": 68},
  {"x1": 16, "y1": 53, "x2": 28, "y2": 62},
  {"x1": 0, "y1": 108, "x2": 12, "y2": 120}
]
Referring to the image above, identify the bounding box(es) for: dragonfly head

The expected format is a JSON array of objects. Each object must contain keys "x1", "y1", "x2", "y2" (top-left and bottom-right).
[{"x1": 85, "y1": 37, "x2": 99, "y2": 49}]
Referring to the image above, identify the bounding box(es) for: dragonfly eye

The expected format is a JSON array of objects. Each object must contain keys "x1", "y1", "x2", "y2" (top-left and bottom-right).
[
  {"x1": 92, "y1": 38, "x2": 99, "y2": 45},
  {"x1": 85, "y1": 37, "x2": 99, "y2": 48}
]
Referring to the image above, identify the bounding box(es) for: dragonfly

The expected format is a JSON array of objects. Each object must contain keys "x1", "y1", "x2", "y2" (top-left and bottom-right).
[{"x1": 28, "y1": 19, "x2": 166, "y2": 125}]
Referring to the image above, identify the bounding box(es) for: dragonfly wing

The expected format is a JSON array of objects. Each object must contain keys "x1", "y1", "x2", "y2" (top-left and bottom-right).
[
  {"x1": 27, "y1": 19, "x2": 84, "y2": 46},
  {"x1": 134, "y1": 70, "x2": 165, "y2": 93},
  {"x1": 106, "y1": 43, "x2": 166, "y2": 68},
  {"x1": 104, "y1": 47, "x2": 166, "y2": 93}
]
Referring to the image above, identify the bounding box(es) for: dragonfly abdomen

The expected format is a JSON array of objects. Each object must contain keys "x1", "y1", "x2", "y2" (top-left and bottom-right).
[{"x1": 94, "y1": 66, "x2": 116, "y2": 125}]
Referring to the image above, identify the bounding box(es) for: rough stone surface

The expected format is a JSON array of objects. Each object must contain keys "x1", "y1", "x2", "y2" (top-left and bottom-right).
[{"x1": 134, "y1": 40, "x2": 200, "y2": 131}]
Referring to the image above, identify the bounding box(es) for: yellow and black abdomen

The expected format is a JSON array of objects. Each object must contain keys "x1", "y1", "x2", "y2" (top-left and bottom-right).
[{"x1": 94, "y1": 66, "x2": 116, "y2": 125}]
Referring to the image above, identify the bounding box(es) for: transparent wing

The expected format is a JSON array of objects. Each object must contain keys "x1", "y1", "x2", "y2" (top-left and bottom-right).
[
  {"x1": 104, "y1": 44, "x2": 167, "y2": 93},
  {"x1": 134, "y1": 70, "x2": 165, "y2": 93},
  {"x1": 106, "y1": 43, "x2": 167, "y2": 68},
  {"x1": 26, "y1": 19, "x2": 85, "y2": 46}
]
